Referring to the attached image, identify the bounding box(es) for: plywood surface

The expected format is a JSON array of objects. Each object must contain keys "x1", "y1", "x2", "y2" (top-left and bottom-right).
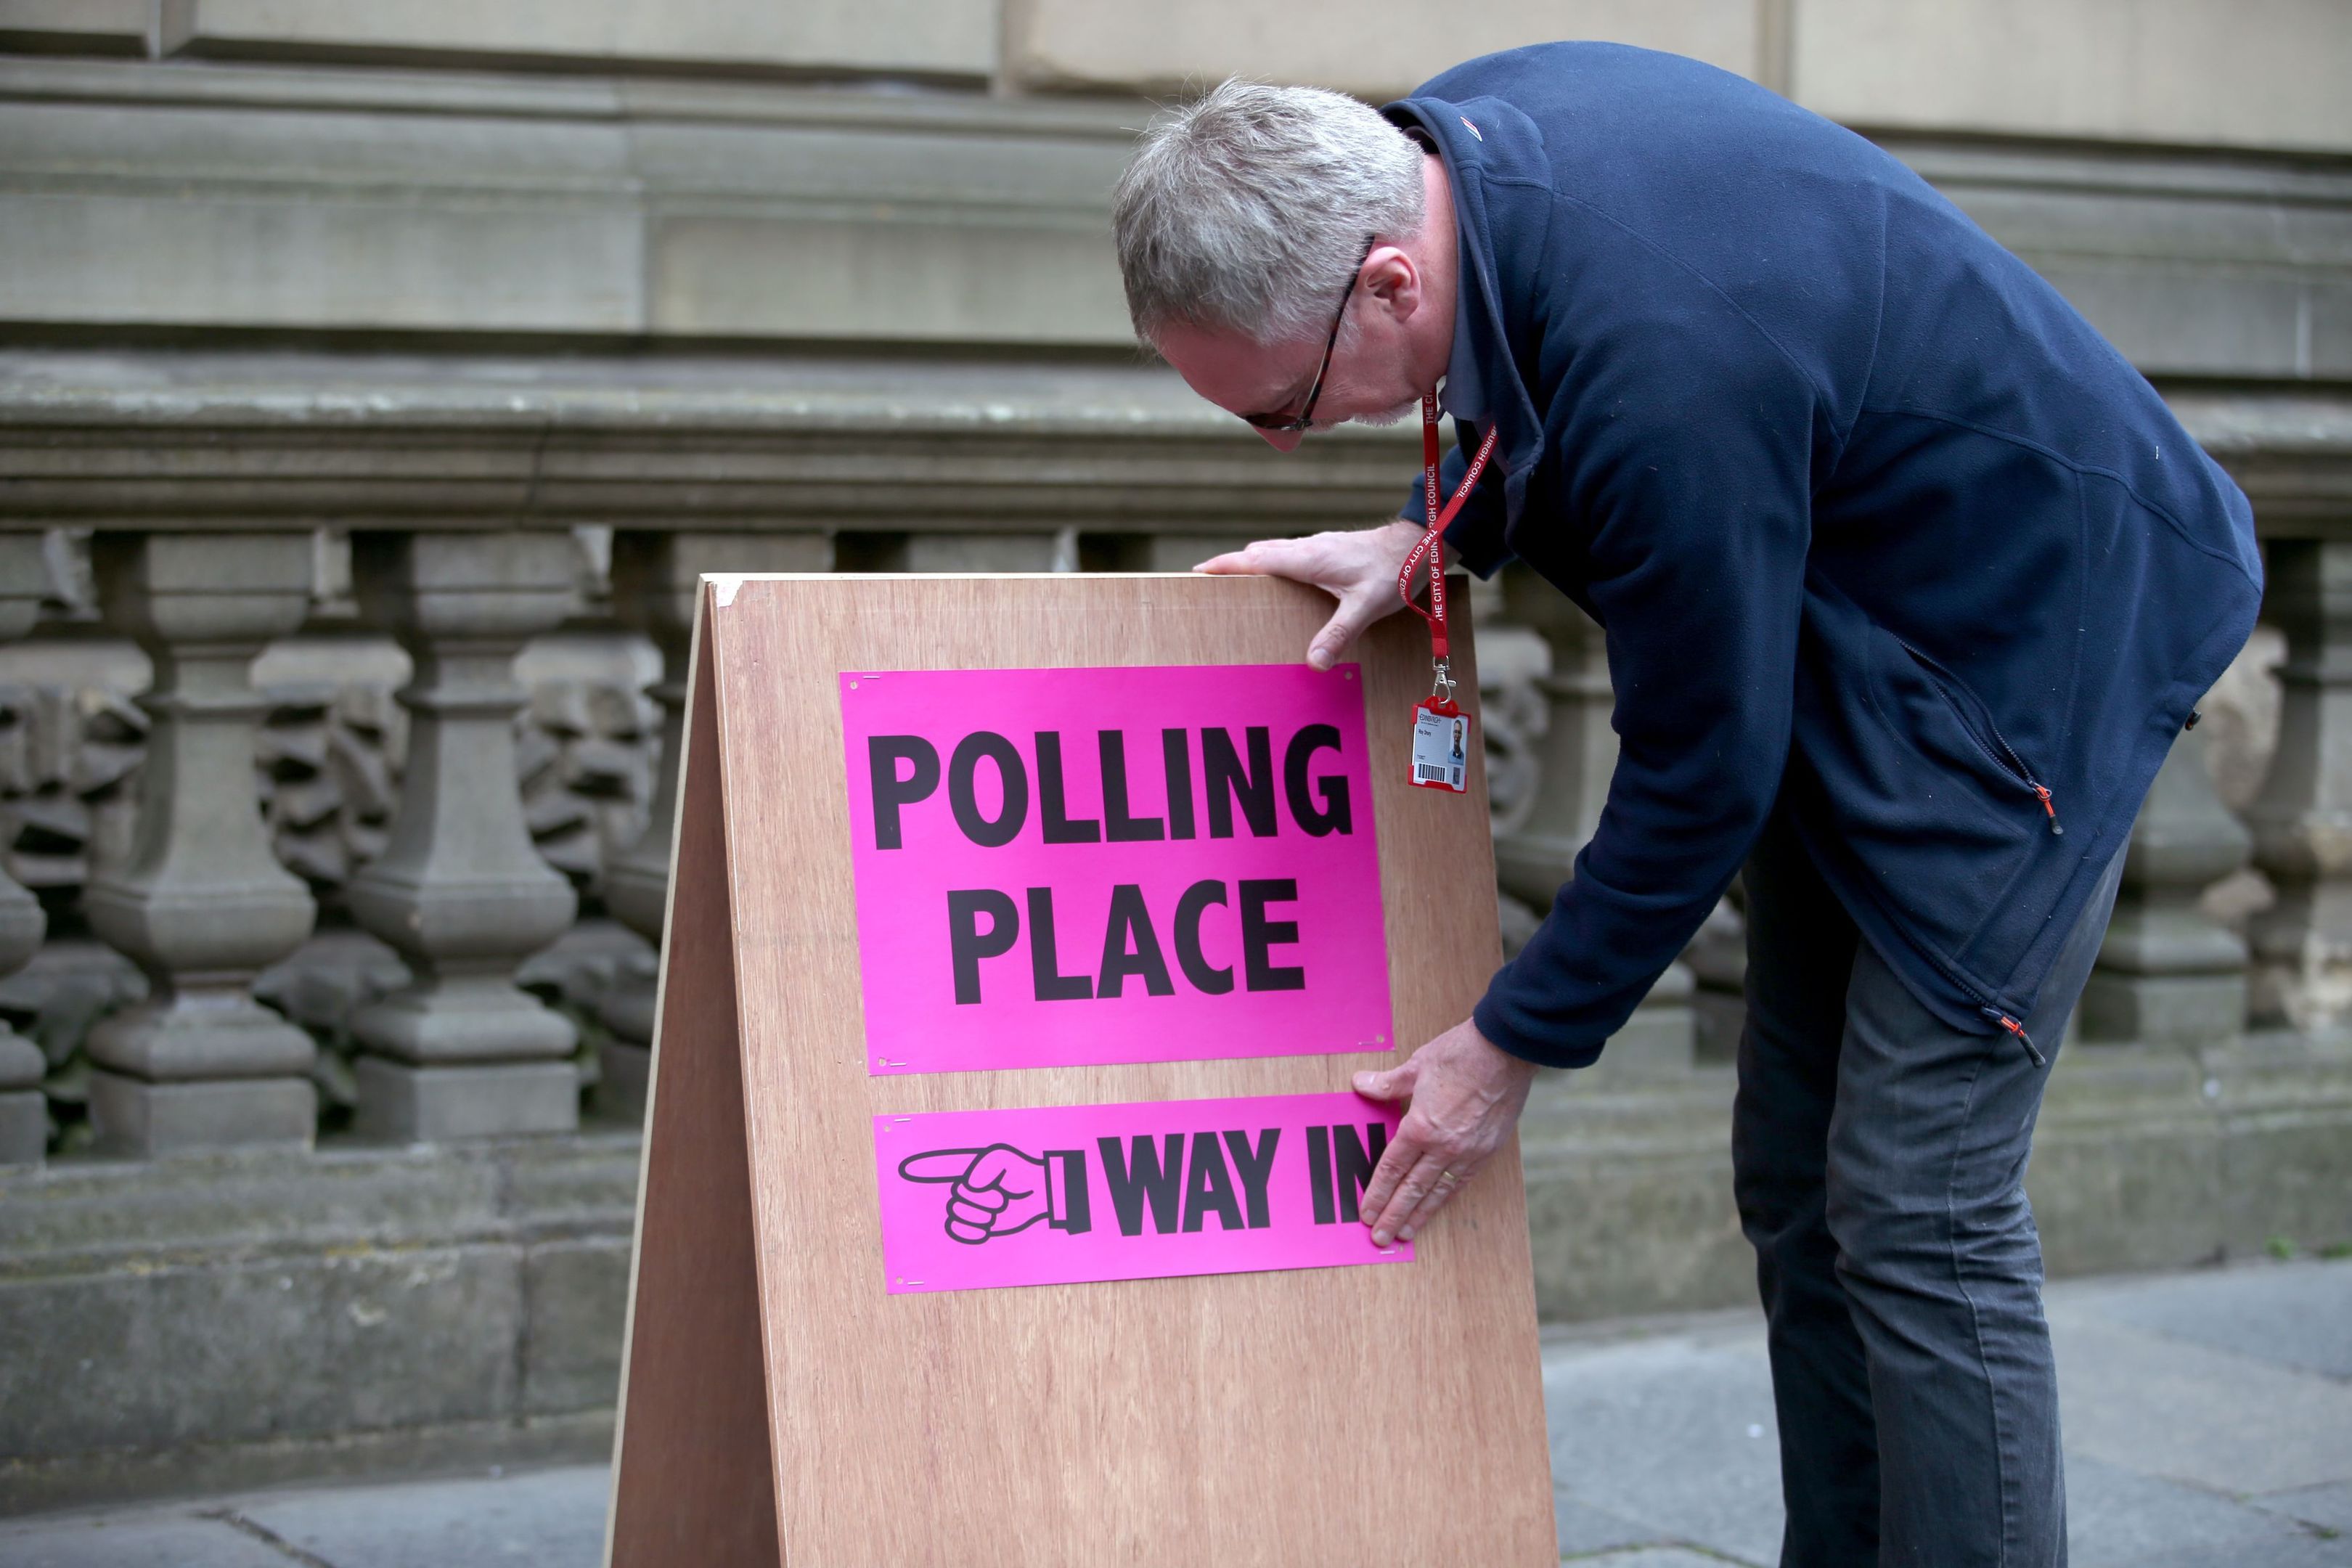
[
  {"x1": 607, "y1": 616, "x2": 779, "y2": 1567},
  {"x1": 706, "y1": 572, "x2": 1553, "y2": 1568}
]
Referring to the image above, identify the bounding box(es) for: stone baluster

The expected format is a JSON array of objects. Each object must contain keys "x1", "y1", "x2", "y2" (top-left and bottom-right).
[
  {"x1": 2079, "y1": 724, "x2": 2252, "y2": 1045},
  {"x1": 1686, "y1": 890, "x2": 1749, "y2": 1063},
  {"x1": 1490, "y1": 567, "x2": 1695, "y2": 1073},
  {"x1": 1079, "y1": 534, "x2": 1251, "y2": 573},
  {"x1": 598, "y1": 530, "x2": 830, "y2": 1118},
  {"x1": 81, "y1": 533, "x2": 319, "y2": 1155},
  {"x1": 346, "y1": 531, "x2": 581, "y2": 1141},
  {"x1": 840, "y1": 531, "x2": 1067, "y2": 573},
  {"x1": 1492, "y1": 568, "x2": 1613, "y2": 901},
  {"x1": 0, "y1": 535, "x2": 49, "y2": 1164},
  {"x1": 2248, "y1": 540, "x2": 2352, "y2": 1032},
  {"x1": 911, "y1": 533, "x2": 1068, "y2": 571},
  {"x1": 1611, "y1": 960, "x2": 1699, "y2": 1075}
]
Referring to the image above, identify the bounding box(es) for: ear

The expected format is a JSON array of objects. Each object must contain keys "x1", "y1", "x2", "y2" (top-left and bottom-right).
[{"x1": 1360, "y1": 244, "x2": 1424, "y2": 325}]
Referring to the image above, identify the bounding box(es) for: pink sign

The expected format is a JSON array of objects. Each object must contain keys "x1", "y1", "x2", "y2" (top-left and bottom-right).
[
  {"x1": 838, "y1": 665, "x2": 1393, "y2": 1075},
  {"x1": 873, "y1": 1093, "x2": 1410, "y2": 1294}
]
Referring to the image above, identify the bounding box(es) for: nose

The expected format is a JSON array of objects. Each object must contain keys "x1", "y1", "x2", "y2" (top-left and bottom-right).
[{"x1": 1256, "y1": 428, "x2": 1305, "y2": 454}]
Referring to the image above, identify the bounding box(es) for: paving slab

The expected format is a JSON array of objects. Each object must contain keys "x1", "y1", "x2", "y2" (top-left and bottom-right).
[
  {"x1": 9, "y1": 1259, "x2": 2346, "y2": 1567},
  {"x1": 2067, "y1": 1454, "x2": 2352, "y2": 1568},
  {"x1": 1543, "y1": 1324, "x2": 1783, "y2": 1567},
  {"x1": 2051, "y1": 1312, "x2": 2352, "y2": 1494},
  {"x1": 1552, "y1": 1491, "x2": 1669, "y2": 1558},
  {"x1": 2058, "y1": 1259, "x2": 2352, "y2": 1380},
  {"x1": 2259, "y1": 1483, "x2": 2352, "y2": 1535},
  {"x1": 0, "y1": 1514, "x2": 296, "y2": 1568},
  {"x1": 228, "y1": 1466, "x2": 608, "y2": 1568}
]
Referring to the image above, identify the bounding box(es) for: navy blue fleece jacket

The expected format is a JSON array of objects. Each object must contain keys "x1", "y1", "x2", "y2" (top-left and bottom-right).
[{"x1": 1387, "y1": 44, "x2": 2261, "y2": 1067}]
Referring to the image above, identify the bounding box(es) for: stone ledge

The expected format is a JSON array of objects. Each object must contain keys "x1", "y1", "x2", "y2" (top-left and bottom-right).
[
  {"x1": 0, "y1": 349, "x2": 1421, "y2": 534},
  {"x1": 0, "y1": 1124, "x2": 643, "y2": 1271},
  {"x1": 1, "y1": 1042, "x2": 2345, "y2": 1511},
  {"x1": 0, "y1": 1410, "x2": 613, "y2": 1519},
  {"x1": 0, "y1": 351, "x2": 2343, "y2": 539},
  {"x1": 1514, "y1": 1032, "x2": 2352, "y2": 1321}
]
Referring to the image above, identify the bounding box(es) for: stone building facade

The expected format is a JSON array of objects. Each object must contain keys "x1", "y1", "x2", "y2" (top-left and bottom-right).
[{"x1": 0, "y1": 0, "x2": 2348, "y2": 1508}]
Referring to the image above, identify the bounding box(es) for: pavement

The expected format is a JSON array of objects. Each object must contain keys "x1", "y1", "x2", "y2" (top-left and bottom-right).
[{"x1": 4, "y1": 1257, "x2": 2347, "y2": 1567}]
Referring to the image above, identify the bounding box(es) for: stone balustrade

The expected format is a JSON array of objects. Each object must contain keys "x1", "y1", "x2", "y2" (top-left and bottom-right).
[{"x1": 0, "y1": 507, "x2": 2338, "y2": 1163}]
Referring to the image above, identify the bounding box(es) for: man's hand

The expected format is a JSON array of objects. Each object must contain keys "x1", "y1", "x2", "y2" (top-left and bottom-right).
[
  {"x1": 1352, "y1": 1018, "x2": 1539, "y2": 1246},
  {"x1": 1196, "y1": 520, "x2": 1424, "y2": 671}
]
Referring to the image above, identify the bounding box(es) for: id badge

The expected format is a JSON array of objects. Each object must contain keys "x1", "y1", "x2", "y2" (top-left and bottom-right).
[{"x1": 1409, "y1": 700, "x2": 1471, "y2": 793}]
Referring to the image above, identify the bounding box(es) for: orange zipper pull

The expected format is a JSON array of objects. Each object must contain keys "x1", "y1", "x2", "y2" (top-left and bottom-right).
[
  {"x1": 1993, "y1": 1011, "x2": 2047, "y2": 1067},
  {"x1": 2033, "y1": 784, "x2": 2063, "y2": 836}
]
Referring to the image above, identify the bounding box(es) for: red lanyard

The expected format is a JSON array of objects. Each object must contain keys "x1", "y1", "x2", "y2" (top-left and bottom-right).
[{"x1": 1399, "y1": 393, "x2": 1499, "y2": 690}]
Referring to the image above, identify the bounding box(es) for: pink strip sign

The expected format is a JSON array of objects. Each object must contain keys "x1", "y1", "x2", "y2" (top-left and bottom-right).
[
  {"x1": 873, "y1": 1093, "x2": 1409, "y2": 1294},
  {"x1": 838, "y1": 664, "x2": 1394, "y2": 1075}
]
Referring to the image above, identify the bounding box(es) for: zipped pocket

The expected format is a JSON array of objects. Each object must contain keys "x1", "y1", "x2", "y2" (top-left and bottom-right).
[{"x1": 1894, "y1": 638, "x2": 2063, "y2": 837}]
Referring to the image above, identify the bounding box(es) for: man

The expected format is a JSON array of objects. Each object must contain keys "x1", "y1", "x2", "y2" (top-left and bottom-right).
[{"x1": 1112, "y1": 45, "x2": 2259, "y2": 1568}]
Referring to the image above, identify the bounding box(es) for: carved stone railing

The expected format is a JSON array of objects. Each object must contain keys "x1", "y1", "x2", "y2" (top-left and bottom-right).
[
  {"x1": 0, "y1": 348, "x2": 1426, "y2": 1158},
  {"x1": 1, "y1": 355, "x2": 2349, "y2": 1166}
]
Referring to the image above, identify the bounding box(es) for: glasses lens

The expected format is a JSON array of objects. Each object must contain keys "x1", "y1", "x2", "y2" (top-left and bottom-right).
[{"x1": 1241, "y1": 236, "x2": 1374, "y2": 435}]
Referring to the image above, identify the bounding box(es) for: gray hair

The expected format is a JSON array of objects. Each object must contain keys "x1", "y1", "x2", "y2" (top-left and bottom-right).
[{"x1": 1114, "y1": 78, "x2": 1426, "y2": 346}]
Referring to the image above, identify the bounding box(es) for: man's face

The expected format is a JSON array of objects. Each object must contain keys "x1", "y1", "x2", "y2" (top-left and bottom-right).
[{"x1": 1153, "y1": 250, "x2": 1432, "y2": 452}]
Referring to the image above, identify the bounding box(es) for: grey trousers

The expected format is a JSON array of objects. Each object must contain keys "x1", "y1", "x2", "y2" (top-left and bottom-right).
[{"x1": 1732, "y1": 800, "x2": 2126, "y2": 1568}]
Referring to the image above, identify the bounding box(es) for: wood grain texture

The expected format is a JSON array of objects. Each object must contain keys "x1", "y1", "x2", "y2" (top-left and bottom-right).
[
  {"x1": 607, "y1": 613, "x2": 780, "y2": 1568},
  {"x1": 698, "y1": 571, "x2": 1554, "y2": 1568}
]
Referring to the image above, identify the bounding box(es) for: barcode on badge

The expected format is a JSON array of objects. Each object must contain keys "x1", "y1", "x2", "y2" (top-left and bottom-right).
[{"x1": 1409, "y1": 706, "x2": 1470, "y2": 793}]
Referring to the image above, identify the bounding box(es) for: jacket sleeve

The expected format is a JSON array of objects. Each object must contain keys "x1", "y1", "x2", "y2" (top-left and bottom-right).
[
  {"x1": 1397, "y1": 419, "x2": 1513, "y2": 577},
  {"x1": 1473, "y1": 318, "x2": 1818, "y2": 1069}
]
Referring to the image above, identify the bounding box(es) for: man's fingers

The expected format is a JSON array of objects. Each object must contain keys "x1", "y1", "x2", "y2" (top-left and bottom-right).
[
  {"x1": 1307, "y1": 590, "x2": 1380, "y2": 672},
  {"x1": 1196, "y1": 537, "x2": 1305, "y2": 576},
  {"x1": 1395, "y1": 1156, "x2": 1479, "y2": 1242},
  {"x1": 1352, "y1": 1055, "x2": 1419, "y2": 1103},
  {"x1": 1352, "y1": 1116, "x2": 1426, "y2": 1229},
  {"x1": 944, "y1": 1214, "x2": 992, "y2": 1245},
  {"x1": 1366, "y1": 1148, "x2": 1448, "y2": 1247}
]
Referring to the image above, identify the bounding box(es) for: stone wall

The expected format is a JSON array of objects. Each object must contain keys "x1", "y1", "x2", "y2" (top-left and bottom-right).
[{"x1": 11, "y1": 1, "x2": 2347, "y2": 152}]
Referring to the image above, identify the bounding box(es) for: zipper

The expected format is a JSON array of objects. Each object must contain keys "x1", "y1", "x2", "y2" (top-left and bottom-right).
[
  {"x1": 1887, "y1": 638, "x2": 2057, "y2": 1066},
  {"x1": 1923, "y1": 952, "x2": 2048, "y2": 1069},
  {"x1": 1895, "y1": 638, "x2": 2064, "y2": 837},
  {"x1": 1983, "y1": 1007, "x2": 2046, "y2": 1067},
  {"x1": 1887, "y1": 896, "x2": 2052, "y2": 1069}
]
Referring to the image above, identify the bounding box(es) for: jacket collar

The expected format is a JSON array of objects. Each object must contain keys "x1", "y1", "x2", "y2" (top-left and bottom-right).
[{"x1": 1382, "y1": 94, "x2": 1551, "y2": 524}]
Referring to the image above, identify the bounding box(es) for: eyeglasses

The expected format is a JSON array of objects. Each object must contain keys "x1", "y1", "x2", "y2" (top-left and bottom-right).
[{"x1": 1242, "y1": 234, "x2": 1379, "y2": 433}]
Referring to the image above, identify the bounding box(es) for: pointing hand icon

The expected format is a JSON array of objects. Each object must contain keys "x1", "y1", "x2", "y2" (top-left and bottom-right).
[{"x1": 897, "y1": 1143, "x2": 1093, "y2": 1244}]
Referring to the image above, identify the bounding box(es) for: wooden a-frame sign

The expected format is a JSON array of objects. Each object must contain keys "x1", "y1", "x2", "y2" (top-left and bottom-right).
[{"x1": 605, "y1": 573, "x2": 1553, "y2": 1567}]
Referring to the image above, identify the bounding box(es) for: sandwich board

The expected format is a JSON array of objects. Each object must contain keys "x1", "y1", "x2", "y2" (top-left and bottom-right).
[{"x1": 605, "y1": 572, "x2": 1554, "y2": 1567}]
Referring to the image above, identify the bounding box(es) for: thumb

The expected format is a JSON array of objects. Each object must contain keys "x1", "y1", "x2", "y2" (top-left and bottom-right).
[
  {"x1": 1352, "y1": 1055, "x2": 1420, "y2": 1103},
  {"x1": 1307, "y1": 589, "x2": 1381, "y2": 672}
]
